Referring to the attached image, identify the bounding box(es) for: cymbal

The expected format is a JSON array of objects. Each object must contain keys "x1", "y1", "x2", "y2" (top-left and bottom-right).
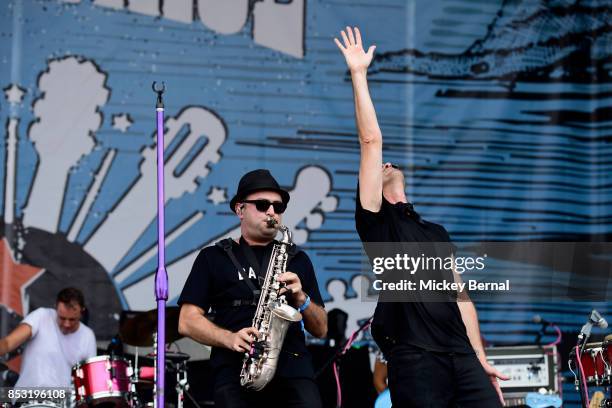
[{"x1": 119, "y1": 306, "x2": 182, "y2": 347}]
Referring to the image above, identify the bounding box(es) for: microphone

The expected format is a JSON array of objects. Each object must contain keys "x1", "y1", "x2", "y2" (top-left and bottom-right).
[
  {"x1": 106, "y1": 335, "x2": 123, "y2": 380},
  {"x1": 532, "y1": 315, "x2": 552, "y2": 325},
  {"x1": 578, "y1": 309, "x2": 608, "y2": 353},
  {"x1": 589, "y1": 310, "x2": 608, "y2": 329},
  {"x1": 533, "y1": 315, "x2": 555, "y2": 346},
  {"x1": 106, "y1": 335, "x2": 124, "y2": 356}
]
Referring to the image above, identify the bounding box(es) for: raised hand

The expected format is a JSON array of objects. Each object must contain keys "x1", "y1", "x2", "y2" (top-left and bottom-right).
[{"x1": 334, "y1": 26, "x2": 376, "y2": 74}]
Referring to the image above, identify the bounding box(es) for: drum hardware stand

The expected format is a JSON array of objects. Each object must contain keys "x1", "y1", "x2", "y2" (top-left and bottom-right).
[
  {"x1": 174, "y1": 360, "x2": 201, "y2": 408},
  {"x1": 175, "y1": 360, "x2": 187, "y2": 408},
  {"x1": 153, "y1": 332, "x2": 158, "y2": 408},
  {"x1": 128, "y1": 345, "x2": 141, "y2": 408},
  {"x1": 128, "y1": 382, "x2": 144, "y2": 408},
  {"x1": 134, "y1": 346, "x2": 140, "y2": 383}
]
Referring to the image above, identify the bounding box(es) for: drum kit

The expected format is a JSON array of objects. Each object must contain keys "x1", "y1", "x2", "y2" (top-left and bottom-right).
[
  {"x1": 16, "y1": 307, "x2": 196, "y2": 408},
  {"x1": 569, "y1": 335, "x2": 612, "y2": 407},
  {"x1": 570, "y1": 338, "x2": 612, "y2": 386}
]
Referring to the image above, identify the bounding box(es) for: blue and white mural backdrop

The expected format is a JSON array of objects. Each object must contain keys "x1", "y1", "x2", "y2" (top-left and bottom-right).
[{"x1": 0, "y1": 0, "x2": 610, "y2": 402}]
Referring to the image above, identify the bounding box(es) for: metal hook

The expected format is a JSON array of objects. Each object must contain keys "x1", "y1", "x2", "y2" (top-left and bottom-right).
[{"x1": 152, "y1": 81, "x2": 166, "y2": 108}]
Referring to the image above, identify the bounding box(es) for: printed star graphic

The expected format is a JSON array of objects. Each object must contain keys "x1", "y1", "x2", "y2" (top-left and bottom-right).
[
  {"x1": 3, "y1": 84, "x2": 26, "y2": 104},
  {"x1": 0, "y1": 239, "x2": 44, "y2": 316},
  {"x1": 112, "y1": 113, "x2": 133, "y2": 132},
  {"x1": 207, "y1": 186, "x2": 227, "y2": 205}
]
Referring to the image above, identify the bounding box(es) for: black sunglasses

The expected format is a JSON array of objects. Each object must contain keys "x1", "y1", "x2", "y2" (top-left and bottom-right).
[
  {"x1": 391, "y1": 164, "x2": 401, "y2": 170},
  {"x1": 242, "y1": 199, "x2": 287, "y2": 214}
]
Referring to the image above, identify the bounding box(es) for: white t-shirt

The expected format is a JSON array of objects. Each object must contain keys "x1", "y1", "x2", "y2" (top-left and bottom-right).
[{"x1": 15, "y1": 308, "x2": 97, "y2": 388}]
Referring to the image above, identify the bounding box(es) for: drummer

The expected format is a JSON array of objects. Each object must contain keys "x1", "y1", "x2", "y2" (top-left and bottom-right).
[{"x1": 0, "y1": 287, "x2": 96, "y2": 388}]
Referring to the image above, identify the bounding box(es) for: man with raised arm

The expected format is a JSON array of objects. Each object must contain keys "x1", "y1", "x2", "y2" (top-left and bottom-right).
[{"x1": 335, "y1": 26, "x2": 507, "y2": 407}]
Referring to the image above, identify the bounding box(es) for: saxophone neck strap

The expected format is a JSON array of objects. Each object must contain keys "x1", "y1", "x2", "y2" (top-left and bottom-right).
[
  {"x1": 215, "y1": 238, "x2": 261, "y2": 299},
  {"x1": 238, "y1": 236, "x2": 270, "y2": 286}
]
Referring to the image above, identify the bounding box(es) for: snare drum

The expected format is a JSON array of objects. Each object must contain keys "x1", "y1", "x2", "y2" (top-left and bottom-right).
[
  {"x1": 72, "y1": 355, "x2": 132, "y2": 406},
  {"x1": 605, "y1": 337, "x2": 612, "y2": 365},
  {"x1": 572, "y1": 343, "x2": 611, "y2": 385}
]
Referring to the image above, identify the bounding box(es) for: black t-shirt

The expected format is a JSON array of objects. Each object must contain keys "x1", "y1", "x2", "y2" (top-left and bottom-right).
[
  {"x1": 178, "y1": 239, "x2": 325, "y2": 387},
  {"x1": 355, "y1": 187, "x2": 472, "y2": 354}
]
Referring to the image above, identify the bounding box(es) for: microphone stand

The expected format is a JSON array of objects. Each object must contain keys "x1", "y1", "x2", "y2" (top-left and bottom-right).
[
  {"x1": 575, "y1": 320, "x2": 593, "y2": 408},
  {"x1": 152, "y1": 82, "x2": 168, "y2": 408},
  {"x1": 314, "y1": 317, "x2": 373, "y2": 378},
  {"x1": 534, "y1": 323, "x2": 546, "y2": 347}
]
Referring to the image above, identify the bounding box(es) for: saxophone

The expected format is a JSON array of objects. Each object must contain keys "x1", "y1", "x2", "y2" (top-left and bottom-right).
[{"x1": 239, "y1": 217, "x2": 303, "y2": 390}]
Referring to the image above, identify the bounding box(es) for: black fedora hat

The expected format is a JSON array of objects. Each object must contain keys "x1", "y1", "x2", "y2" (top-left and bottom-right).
[{"x1": 229, "y1": 169, "x2": 290, "y2": 213}]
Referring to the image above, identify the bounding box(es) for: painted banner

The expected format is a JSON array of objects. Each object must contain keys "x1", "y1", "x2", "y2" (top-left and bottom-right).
[{"x1": 0, "y1": 1, "x2": 610, "y2": 404}]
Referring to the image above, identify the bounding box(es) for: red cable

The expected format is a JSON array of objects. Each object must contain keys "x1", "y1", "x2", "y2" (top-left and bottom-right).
[
  {"x1": 543, "y1": 324, "x2": 563, "y2": 400},
  {"x1": 333, "y1": 319, "x2": 373, "y2": 407},
  {"x1": 575, "y1": 345, "x2": 590, "y2": 407},
  {"x1": 543, "y1": 325, "x2": 562, "y2": 348},
  {"x1": 333, "y1": 360, "x2": 341, "y2": 407}
]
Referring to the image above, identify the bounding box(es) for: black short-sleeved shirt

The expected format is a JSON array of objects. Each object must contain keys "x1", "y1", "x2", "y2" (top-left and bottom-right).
[
  {"x1": 178, "y1": 239, "x2": 324, "y2": 387},
  {"x1": 355, "y1": 187, "x2": 472, "y2": 354}
]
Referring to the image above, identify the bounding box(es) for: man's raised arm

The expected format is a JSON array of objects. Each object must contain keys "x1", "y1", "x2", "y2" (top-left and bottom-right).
[{"x1": 335, "y1": 26, "x2": 383, "y2": 212}]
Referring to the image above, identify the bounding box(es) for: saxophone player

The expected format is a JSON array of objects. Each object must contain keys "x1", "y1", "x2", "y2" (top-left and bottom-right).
[{"x1": 178, "y1": 169, "x2": 327, "y2": 408}]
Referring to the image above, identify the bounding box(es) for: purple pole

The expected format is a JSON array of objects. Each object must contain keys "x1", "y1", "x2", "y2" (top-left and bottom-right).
[{"x1": 153, "y1": 82, "x2": 168, "y2": 408}]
